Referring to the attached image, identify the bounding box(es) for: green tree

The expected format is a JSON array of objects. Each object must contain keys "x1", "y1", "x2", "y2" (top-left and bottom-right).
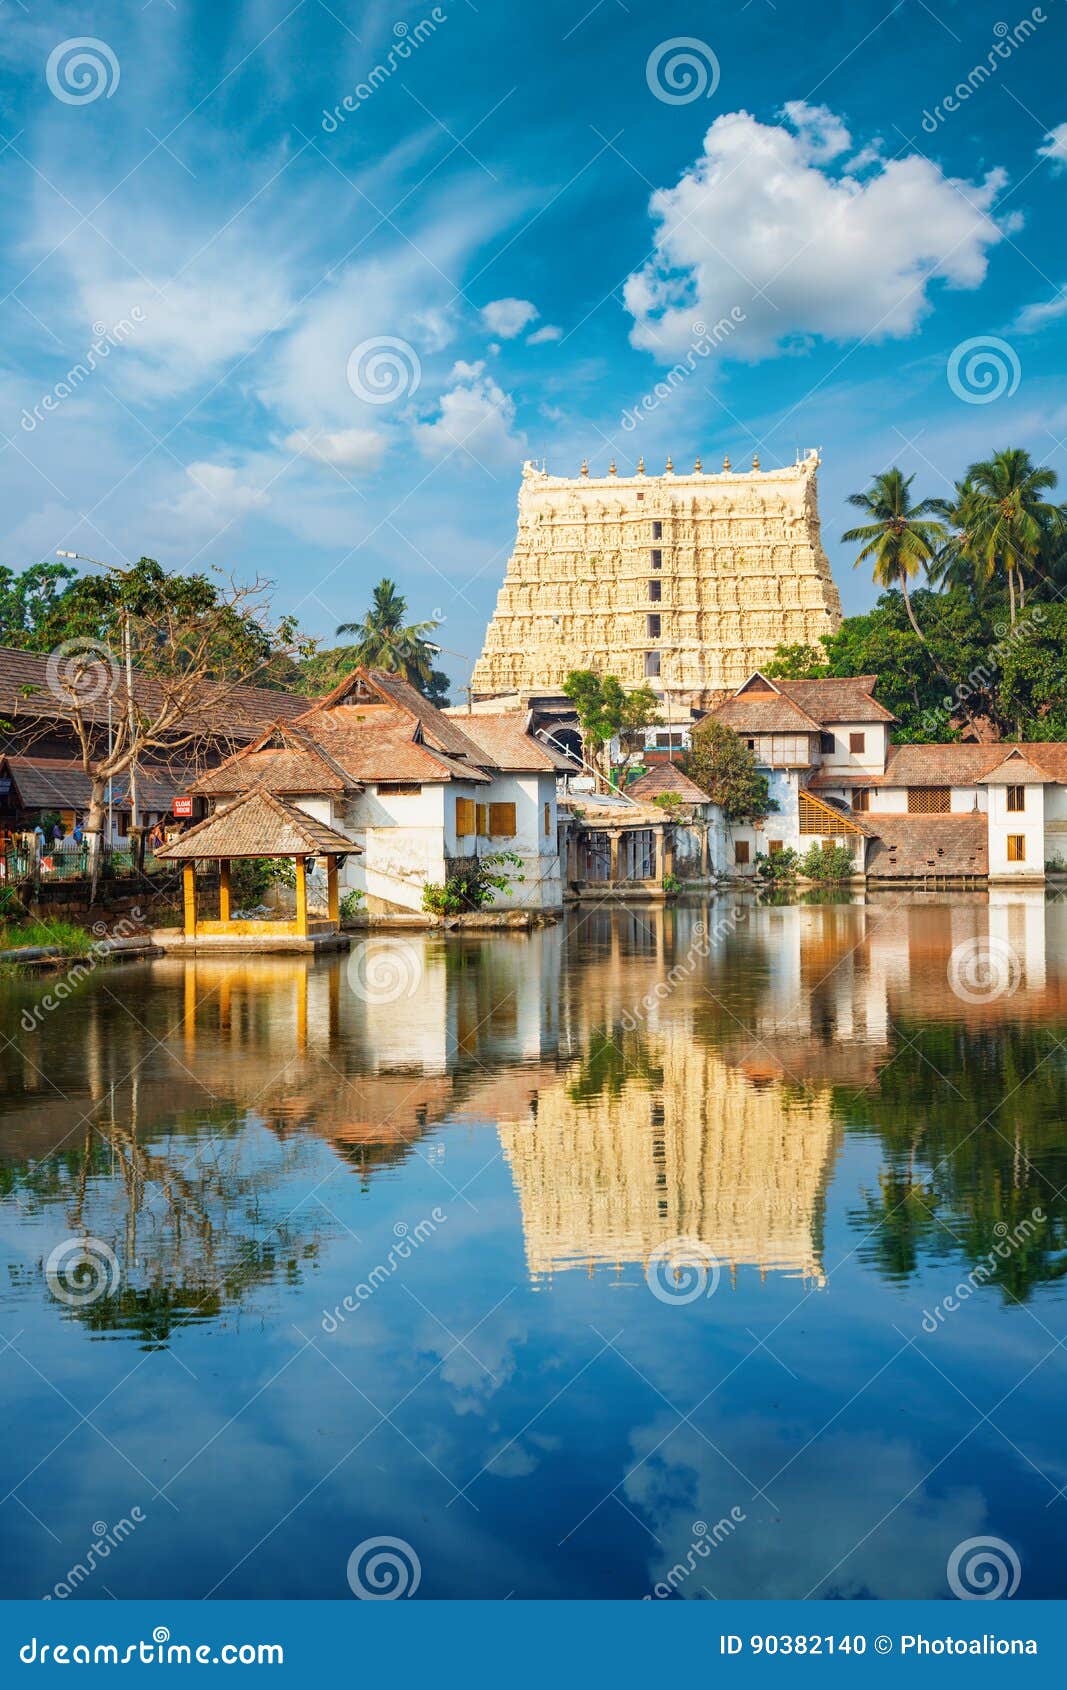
[
  {"x1": 953, "y1": 448, "x2": 1059, "y2": 624},
  {"x1": 682, "y1": 717, "x2": 774, "y2": 821},
  {"x1": 335, "y1": 578, "x2": 440, "y2": 687},
  {"x1": 0, "y1": 559, "x2": 78, "y2": 647},
  {"x1": 842, "y1": 467, "x2": 948, "y2": 649},
  {"x1": 561, "y1": 670, "x2": 661, "y2": 789}
]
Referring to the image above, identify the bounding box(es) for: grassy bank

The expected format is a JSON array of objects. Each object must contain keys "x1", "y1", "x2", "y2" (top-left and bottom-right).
[{"x1": 0, "y1": 917, "x2": 97, "y2": 957}]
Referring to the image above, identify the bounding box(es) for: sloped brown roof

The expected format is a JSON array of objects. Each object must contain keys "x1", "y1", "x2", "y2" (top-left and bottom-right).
[
  {"x1": 295, "y1": 704, "x2": 491, "y2": 784},
  {"x1": 192, "y1": 725, "x2": 354, "y2": 797},
  {"x1": 310, "y1": 667, "x2": 487, "y2": 762},
  {"x1": 2, "y1": 756, "x2": 185, "y2": 811},
  {"x1": 445, "y1": 710, "x2": 574, "y2": 772},
  {"x1": 866, "y1": 814, "x2": 988, "y2": 879},
  {"x1": 713, "y1": 694, "x2": 822, "y2": 733},
  {"x1": 0, "y1": 643, "x2": 314, "y2": 738},
  {"x1": 777, "y1": 676, "x2": 896, "y2": 724},
  {"x1": 155, "y1": 788, "x2": 360, "y2": 859},
  {"x1": 810, "y1": 742, "x2": 1067, "y2": 789},
  {"x1": 629, "y1": 765, "x2": 711, "y2": 804}
]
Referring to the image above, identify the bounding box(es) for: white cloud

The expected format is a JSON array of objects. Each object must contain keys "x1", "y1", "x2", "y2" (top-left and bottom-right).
[
  {"x1": 624, "y1": 107, "x2": 1008, "y2": 363},
  {"x1": 1014, "y1": 288, "x2": 1067, "y2": 333},
  {"x1": 781, "y1": 100, "x2": 851, "y2": 162},
  {"x1": 283, "y1": 427, "x2": 387, "y2": 472},
  {"x1": 414, "y1": 360, "x2": 526, "y2": 468},
  {"x1": 527, "y1": 324, "x2": 563, "y2": 344},
  {"x1": 1037, "y1": 121, "x2": 1067, "y2": 172},
  {"x1": 480, "y1": 297, "x2": 539, "y2": 338},
  {"x1": 166, "y1": 462, "x2": 269, "y2": 529}
]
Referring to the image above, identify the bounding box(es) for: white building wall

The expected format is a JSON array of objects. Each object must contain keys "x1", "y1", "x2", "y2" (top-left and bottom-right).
[
  {"x1": 816, "y1": 722, "x2": 889, "y2": 775},
  {"x1": 987, "y1": 782, "x2": 1045, "y2": 880}
]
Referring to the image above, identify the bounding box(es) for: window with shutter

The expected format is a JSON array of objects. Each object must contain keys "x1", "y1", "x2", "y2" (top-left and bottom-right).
[
  {"x1": 1007, "y1": 834, "x2": 1026, "y2": 862},
  {"x1": 489, "y1": 801, "x2": 517, "y2": 837},
  {"x1": 455, "y1": 797, "x2": 475, "y2": 836},
  {"x1": 734, "y1": 839, "x2": 750, "y2": 864},
  {"x1": 544, "y1": 801, "x2": 551, "y2": 835},
  {"x1": 476, "y1": 803, "x2": 489, "y2": 837},
  {"x1": 1006, "y1": 785, "x2": 1025, "y2": 813}
]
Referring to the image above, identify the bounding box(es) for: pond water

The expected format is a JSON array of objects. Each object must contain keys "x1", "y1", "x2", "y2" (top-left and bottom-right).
[{"x1": 1, "y1": 893, "x2": 1065, "y2": 1600}]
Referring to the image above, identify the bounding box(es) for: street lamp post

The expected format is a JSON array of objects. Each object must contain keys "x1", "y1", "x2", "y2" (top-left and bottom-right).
[{"x1": 57, "y1": 550, "x2": 139, "y2": 832}]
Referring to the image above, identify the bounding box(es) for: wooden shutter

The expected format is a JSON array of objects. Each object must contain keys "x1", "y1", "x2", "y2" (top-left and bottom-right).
[
  {"x1": 1007, "y1": 834, "x2": 1026, "y2": 862},
  {"x1": 489, "y1": 801, "x2": 517, "y2": 837},
  {"x1": 476, "y1": 803, "x2": 489, "y2": 837},
  {"x1": 455, "y1": 797, "x2": 475, "y2": 836}
]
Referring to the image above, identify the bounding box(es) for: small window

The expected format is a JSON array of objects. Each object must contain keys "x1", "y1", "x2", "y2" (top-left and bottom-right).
[
  {"x1": 647, "y1": 614, "x2": 661, "y2": 638},
  {"x1": 544, "y1": 801, "x2": 551, "y2": 836},
  {"x1": 377, "y1": 781, "x2": 421, "y2": 795},
  {"x1": 636, "y1": 490, "x2": 644, "y2": 501},
  {"x1": 455, "y1": 797, "x2": 475, "y2": 837},
  {"x1": 644, "y1": 651, "x2": 661, "y2": 677},
  {"x1": 652, "y1": 520, "x2": 662, "y2": 540},
  {"x1": 852, "y1": 788, "x2": 871, "y2": 813},
  {"x1": 734, "y1": 839, "x2": 750, "y2": 865},
  {"x1": 849, "y1": 732, "x2": 865, "y2": 754},
  {"x1": 489, "y1": 801, "x2": 517, "y2": 838},
  {"x1": 820, "y1": 733, "x2": 835, "y2": 755},
  {"x1": 649, "y1": 579, "x2": 662, "y2": 602},
  {"x1": 1006, "y1": 785, "x2": 1025, "y2": 813},
  {"x1": 745, "y1": 738, "x2": 755, "y2": 751},
  {"x1": 650, "y1": 549, "x2": 662, "y2": 569},
  {"x1": 768, "y1": 839, "x2": 784, "y2": 855},
  {"x1": 1007, "y1": 834, "x2": 1026, "y2": 862}
]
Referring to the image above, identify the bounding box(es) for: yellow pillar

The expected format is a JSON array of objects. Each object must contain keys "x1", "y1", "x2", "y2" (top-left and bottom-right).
[
  {"x1": 219, "y1": 859, "x2": 231, "y2": 922},
  {"x1": 295, "y1": 856, "x2": 308, "y2": 936},
  {"x1": 182, "y1": 862, "x2": 196, "y2": 935},
  {"x1": 327, "y1": 856, "x2": 339, "y2": 926}
]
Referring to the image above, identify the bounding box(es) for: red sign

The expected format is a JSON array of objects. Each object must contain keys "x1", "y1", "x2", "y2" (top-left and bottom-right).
[{"x1": 172, "y1": 797, "x2": 194, "y2": 818}]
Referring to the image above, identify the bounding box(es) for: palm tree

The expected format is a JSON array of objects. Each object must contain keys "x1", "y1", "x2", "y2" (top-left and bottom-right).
[
  {"x1": 960, "y1": 449, "x2": 1059, "y2": 623},
  {"x1": 842, "y1": 468, "x2": 948, "y2": 646},
  {"x1": 928, "y1": 476, "x2": 982, "y2": 595},
  {"x1": 336, "y1": 578, "x2": 439, "y2": 686}
]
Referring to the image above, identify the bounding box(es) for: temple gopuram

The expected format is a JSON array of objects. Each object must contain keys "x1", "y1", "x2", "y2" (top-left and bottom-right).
[{"x1": 471, "y1": 451, "x2": 843, "y2": 710}]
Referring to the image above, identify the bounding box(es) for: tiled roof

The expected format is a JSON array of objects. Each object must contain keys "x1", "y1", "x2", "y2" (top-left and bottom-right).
[
  {"x1": 295, "y1": 705, "x2": 492, "y2": 784},
  {"x1": 192, "y1": 726, "x2": 354, "y2": 796},
  {"x1": 0, "y1": 643, "x2": 314, "y2": 738},
  {"x1": 866, "y1": 815, "x2": 988, "y2": 878},
  {"x1": 155, "y1": 788, "x2": 360, "y2": 859},
  {"x1": 812, "y1": 742, "x2": 1067, "y2": 789},
  {"x1": 311, "y1": 667, "x2": 487, "y2": 762},
  {"x1": 628, "y1": 764, "x2": 711, "y2": 804},
  {"x1": 776, "y1": 676, "x2": 895, "y2": 724},
  {"x1": 712, "y1": 694, "x2": 822, "y2": 733},
  {"x1": 2, "y1": 755, "x2": 185, "y2": 810},
  {"x1": 445, "y1": 710, "x2": 575, "y2": 772}
]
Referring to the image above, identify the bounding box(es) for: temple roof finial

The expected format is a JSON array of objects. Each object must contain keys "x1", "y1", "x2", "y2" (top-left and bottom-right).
[
  {"x1": 665, "y1": 454, "x2": 673, "y2": 474},
  {"x1": 580, "y1": 458, "x2": 589, "y2": 477},
  {"x1": 694, "y1": 455, "x2": 702, "y2": 473},
  {"x1": 723, "y1": 453, "x2": 731, "y2": 472},
  {"x1": 752, "y1": 451, "x2": 760, "y2": 471},
  {"x1": 608, "y1": 459, "x2": 617, "y2": 476},
  {"x1": 636, "y1": 456, "x2": 645, "y2": 475}
]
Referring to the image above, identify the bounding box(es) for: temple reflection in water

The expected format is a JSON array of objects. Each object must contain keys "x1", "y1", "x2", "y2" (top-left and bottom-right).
[{"x1": 3, "y1": 889, "x2": 1066, "y2": 1328}]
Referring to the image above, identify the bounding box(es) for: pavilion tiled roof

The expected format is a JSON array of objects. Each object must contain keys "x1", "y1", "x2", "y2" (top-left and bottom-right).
[
  {"x1": 628, "y1": 765, "x2": 711, "y2": 804},
  {"x1": 155, "y1": 788, "x2": 360, "y2": 859},
  {"x1": 865, "y1": 815, "x2": 988, "y2": 879}
]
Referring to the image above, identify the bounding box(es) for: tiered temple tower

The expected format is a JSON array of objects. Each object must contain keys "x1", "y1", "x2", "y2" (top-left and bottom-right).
[{"x1": 471, "y1": 451, "x2": 842, "y2": 708}]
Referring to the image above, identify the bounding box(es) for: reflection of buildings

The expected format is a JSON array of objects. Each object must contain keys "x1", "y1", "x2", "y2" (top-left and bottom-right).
[{"x1": 498, "y1": 1044, "x2": 837, "y2": 1285}]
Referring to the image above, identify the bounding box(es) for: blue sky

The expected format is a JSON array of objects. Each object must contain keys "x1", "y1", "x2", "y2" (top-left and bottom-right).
[{"x1": 2, "y1": 0, "x2": 1067, "y2": 691}]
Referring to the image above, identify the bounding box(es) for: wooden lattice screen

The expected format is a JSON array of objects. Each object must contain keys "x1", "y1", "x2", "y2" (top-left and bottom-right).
[
  {"x1": 907, "y1": 787, "x2": 950, "y2": 814},
  {"x1": 798, "y1": 792, "x2": 860, "y2": 836}
]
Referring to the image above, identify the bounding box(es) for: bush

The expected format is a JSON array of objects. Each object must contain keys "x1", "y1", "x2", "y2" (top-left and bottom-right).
[
  {"x1": 755, "y1": 846, "x2": 800, "y2": 882},
  {"x1": 231, "y1": 857, "x2": 297, "y2": 906},
  {"x1": 662, "y1": 872, "x2": 682, "y2": 895},
  {"x1": 422, "y1": 851, "x2": 524, "y2": 915},
  {"x1": 339, "y1": 888, "x2": 365, "y2": 922},
  {"x1": 799, "y1": 841, "x2": 856, "y2": 882}
]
